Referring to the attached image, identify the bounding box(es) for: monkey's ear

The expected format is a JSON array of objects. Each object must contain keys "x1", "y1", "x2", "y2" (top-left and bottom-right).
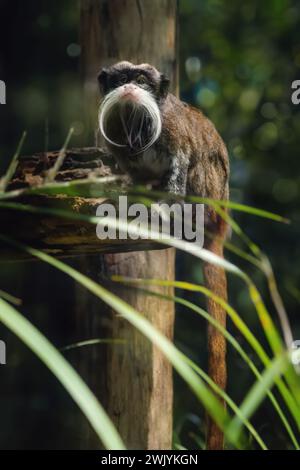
[
  {"x1": 160, "y1": 74, "x2": 170, "y2": 98},
  {"x1": 97, "y1": 68, "x2": 109, "y2": 94}
]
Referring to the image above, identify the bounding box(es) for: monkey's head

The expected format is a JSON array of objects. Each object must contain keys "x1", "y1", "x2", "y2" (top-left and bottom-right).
[{"x1": 98, "y1": 61, "x2": 170, "y2": 154}]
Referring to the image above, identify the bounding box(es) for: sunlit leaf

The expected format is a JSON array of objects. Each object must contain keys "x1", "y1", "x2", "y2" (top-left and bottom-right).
[{"x1": 0, "y1": 297, "x2": 125, "y2": 450}]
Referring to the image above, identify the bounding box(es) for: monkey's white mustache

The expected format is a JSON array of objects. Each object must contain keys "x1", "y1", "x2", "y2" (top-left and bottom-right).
[{"x1": 98, "y1": 86, "x2": 162, "y2": 153}]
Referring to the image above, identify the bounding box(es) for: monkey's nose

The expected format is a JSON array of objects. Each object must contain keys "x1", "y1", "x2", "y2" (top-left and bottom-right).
[
  {"x1": 121, "y1": 83, "x2": 139, "y2": 101},
  {"x1": 124, "y1": 84, "x2": 137, "y2": 90}
]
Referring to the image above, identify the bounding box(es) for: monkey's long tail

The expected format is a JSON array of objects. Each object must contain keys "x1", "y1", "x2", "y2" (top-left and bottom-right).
[{"x1": 203, "y1": 237, "x2": 227, "y2": 450}]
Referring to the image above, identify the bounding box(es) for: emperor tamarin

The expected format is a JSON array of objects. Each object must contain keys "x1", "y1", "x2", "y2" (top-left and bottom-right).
[{"x1": 98, "y1": 61, "x2": 229, "y2": 450}]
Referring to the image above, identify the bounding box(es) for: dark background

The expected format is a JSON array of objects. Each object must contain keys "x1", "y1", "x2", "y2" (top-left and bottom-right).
[{"x1": 0, "y1": 0, "x2": 299, "y2": 449}]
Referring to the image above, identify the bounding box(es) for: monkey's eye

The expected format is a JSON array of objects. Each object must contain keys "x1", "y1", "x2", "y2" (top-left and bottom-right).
[
  {"x1": 117, "y1": 74, "x2": 127, "y2": 85},
  {"x1": 135, "y1": 74, "x2": 147, "y2": 85}
]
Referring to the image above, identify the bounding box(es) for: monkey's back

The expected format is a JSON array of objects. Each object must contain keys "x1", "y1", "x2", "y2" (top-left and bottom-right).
[{"x1": 161, "y1": 93, "x2": 229, "y2": 202}]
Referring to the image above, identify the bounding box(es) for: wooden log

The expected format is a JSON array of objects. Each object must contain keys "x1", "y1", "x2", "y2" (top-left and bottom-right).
[
  {"x1": 9, "y1": 147, "x2": 120, "y2": 188},
  {"x1": 0, "y1": 147, "x2": 164, "y2": 260},
  {"x1": 75, "y1": 0, "x2": 177, "y2": 449}
]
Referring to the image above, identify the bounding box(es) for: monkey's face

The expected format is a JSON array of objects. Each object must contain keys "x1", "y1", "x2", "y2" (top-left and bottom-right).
[{"x1": 98, "y1": 61, "x2": 169, "y2": 153}]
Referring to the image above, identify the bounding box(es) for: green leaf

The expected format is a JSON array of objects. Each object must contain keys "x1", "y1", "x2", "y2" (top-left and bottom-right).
[
  {"x1": 0, "y1": 297, "x2": 125, "y2": 450},
  {"x1": 0, "y1": 131, "x2": 27, "y2": 192},
  {"x1": 0, "y1": 235, "x2": 243, "y2": 448},
  {"x1": 187, "y1": 356, "x2": 267, "y2": 449},
  {"x1": 227, "y1": 354, "x2": 289, "y2": 442},
  {"x1": 44, "y1": 127, "x2": 74, "y2": 183},
  {"x1": 126, "y1": 187, "x2": 289, "y2": 223},
  {"x1": 0, "y1": 200, "x2": 247, "y2": 278},
  {"x1": 0, "y1": 177, "x2": 290, "y2": 224},
  {"x1": 0, "y1": 202, "x2": 299, "y2": 429},
  {"x1": 0, "y1": 288, "x2": 22, "y2": 305},
  {"x1": 110, "y1": 276, "x2": 300, "y2": 431},
  {"x1": 61, "y1": 338, "x2": 126, "y2": 352},
  {"x1": 127, "y1": 284, "x2": 298, "y2": 449}
]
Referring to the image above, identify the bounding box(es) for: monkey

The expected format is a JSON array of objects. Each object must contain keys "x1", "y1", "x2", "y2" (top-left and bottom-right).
[{"x1": 97, "y1": 61, "x2": 229, "y2": 450}]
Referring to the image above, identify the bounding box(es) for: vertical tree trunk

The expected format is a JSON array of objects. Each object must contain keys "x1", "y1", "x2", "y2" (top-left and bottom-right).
[{"x1": 75, "y1": 0, "x2": 178, "y2": 450}]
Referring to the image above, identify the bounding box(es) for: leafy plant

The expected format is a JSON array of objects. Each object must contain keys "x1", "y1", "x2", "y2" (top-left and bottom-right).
[{"x1": 0, "y1": 180, "x2": 299, "y2": 449}]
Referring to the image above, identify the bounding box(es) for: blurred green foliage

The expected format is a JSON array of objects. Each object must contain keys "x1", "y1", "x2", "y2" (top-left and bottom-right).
[
  {"x1": 177, "y1": 0, "x2": 300, "y2": 449},
  {"x1": 0, "y1": 0, "x2": 299, "y2": 450}
]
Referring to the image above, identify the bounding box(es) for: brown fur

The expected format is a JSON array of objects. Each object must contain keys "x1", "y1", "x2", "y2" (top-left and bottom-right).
[
  {"x1": 98, "y1": 62, "x2": 229, "y2": 450},
  {"x1": 161, "y1": 95, "x2": 229, "y2": 450},
  {"x1": 203, "y1": 225, "x2": 228, "y2": 450}
]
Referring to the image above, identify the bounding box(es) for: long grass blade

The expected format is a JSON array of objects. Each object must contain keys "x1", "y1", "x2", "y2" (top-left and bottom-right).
[
  {"x1": 215, "y1": 205, "x2": 300, "y2": 402},
  {"x1": 0, "y1": 131, "x2": 27, "y2": 192},
  {"x1": 61, "y1": 338, "x2": 126, "y2": 352},
  {"x1": 120, "y1": 283, "x2": 299, "y2": 449},
  {"x1": 0, "y1": 288, "x2": 22, "y2": 305},
  {"x1": 0, "y1": 175, "x2": 290, "y2": 224},
  {"x1": 187, "y1": 357, "x2": 267, "y2": 449},
  {"x1": 227, "y1": 354, "x2": 289, "y2": 442},
  {"x1": 110, "y1": 276, "x2": 300, "y2": 430},
  {"x1": 0, "y1": 235, "x2": 245, "y2": 448},
  {"x1": 44, "y1": 128, "x2": 74, "y2": 183},
  {"x1": 0, "y1": 203, "x2": 299, "y2": 423},
  {"x1": 0, "y1": 297, "x2": 125, "y2": 450}
]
